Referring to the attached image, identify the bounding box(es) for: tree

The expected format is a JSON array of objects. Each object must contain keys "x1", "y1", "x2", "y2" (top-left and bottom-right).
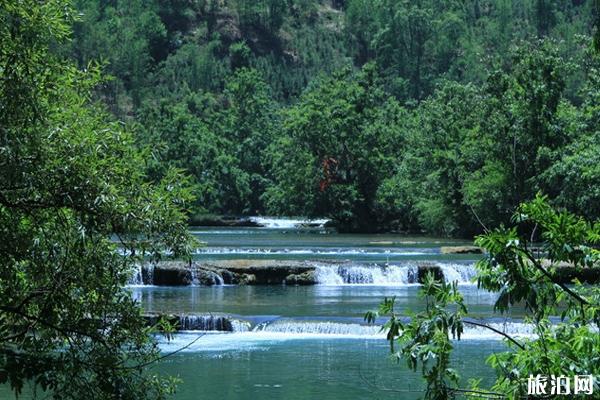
[
  {"x1": 406, "y1": 81, "x2": 484, "y2": 236},
  {"x1": 71, "y1": 0, "x2": 169, "y2": 112},
  {"x1": 237, "y1": 0, "x2": 287, "y2": 33},
  {"x1": 369, "y1": 195, "x2": 600, "y2": 399},
  {"x1": 0, "y1": 1, "x2": 195, "y2": 398},
  {"x1": 265, "y1": 64, "x2": 405, "y2": 231},
  {"x1": 136, "y1": 93, "x2": 251, "y2": 216},
  {"x1": 223, "y1": 68, "x2": 277, "y2": 214},
  {"x1": 595, "y1": 0, "x2": 600, "y2": 52},
  {"x1": 540, "y1": 51, "x2": 600, "y2": 220}
]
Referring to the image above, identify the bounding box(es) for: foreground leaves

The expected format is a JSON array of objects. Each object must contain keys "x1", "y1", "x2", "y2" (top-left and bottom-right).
[
  {"x1": 0, "y1": 1, "x2": 195, "y2": 398},
  {"x1": 370, "y1": 195, "x2": 600, "y2": 399}
]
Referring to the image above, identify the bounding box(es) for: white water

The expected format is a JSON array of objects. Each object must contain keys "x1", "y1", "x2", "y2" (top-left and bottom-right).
[
  {"x1": 253, "y1": 319, "x2": 536, "y2": 339},
  {"x1": 194, "y1": 248, "x2": 430, "y2": 256},
  {"x1": 179, "y1": 314, "x2": 250, "y2": 332},
  {"x1": 128, "y1": 263, "x2": 154, "y2": 286},
  {"x1": 249, "y1": 217, "x2": 330, "y2": 229},
  {"x1": 253, "y1": 320, "x2": 382, "y2": 336},
  {"x1": 315, "y1": 263, "x2": 477, "y2": 285},
  {"x1": 460, "y1": 321, "x2": 536, "y2": 339},
  {"x1": 128, "y1": 262, "x2": 476, "y2": 287},
  {"x1": 157, "y1": 320, "x2": 541, "y2": 353},
  {"x1": 438, "y1": 263, "x2": 478, "y2": 284},
  {"x1": 128, "y1": 264, "x2": 143, "y2": 285}
]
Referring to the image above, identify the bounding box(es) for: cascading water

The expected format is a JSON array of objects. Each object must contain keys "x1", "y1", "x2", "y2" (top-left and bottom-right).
[
  {"x1": 214, "y1": 274, "x2": 224, "y2": 285},
  {"x1": 249, "y1": 217, "x2": 330, "y2": 229},
  {"x1": 128, "y1": 264, "x2": 143, "y2": 285},
  {"x1": 194, "y1": 247, "x2": 430, "y2": 256},
  {"x1": 314, "y1": 262, "x2": 477, "y2": 285},
  {"x1": 437, "y1": 263, "x2": 477, "y2": 284},
  {"x1": 250, "y1": 319, "x2": 540, "y2": 340},
  {"x1": 145, "y1": 263, "x2": 155, "y2": 285},
  {"x1": 190, "y1": 269, "x2": 224, "y2": 286},
  {"x1": 179, "y1": 314, "x2": 250, "y2": 332},
  {"x1": 315, "y1": 263, "x2": 418, "y2": 285},
  {"x1": 128, "y1": 263, "x2": 154, "y2": 285},
  {"x1": 461, "y1": 321, "x2": 537, "y2": 339}
]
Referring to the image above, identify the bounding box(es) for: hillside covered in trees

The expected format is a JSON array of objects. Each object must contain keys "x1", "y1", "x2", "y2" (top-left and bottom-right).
[{"x1": 67, "y1": 0, "x2": 600, "y2": 235}]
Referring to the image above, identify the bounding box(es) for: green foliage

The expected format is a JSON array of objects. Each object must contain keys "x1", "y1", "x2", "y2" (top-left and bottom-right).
[
  {"x1": 0, "y1": 0, "x2": 195, "y2": 397},
  {"x1": 594, "y1": 0, "x2": 600, "y2": 51},
  {"x1": 48, "y1": 0, "x2": 600, "y2": 234},
  {"x1": 265, "y1": 64, "x2": 405, "y2": 231},
  {"x1": 345, "y1": 0, "x2": 593, "y2": 100},
  {"x1": 371, "y1": 196, "x2": 600, "y2": 398},
  {"x1": 137, "y1": 67, "x2": 276, "y2": 215}
]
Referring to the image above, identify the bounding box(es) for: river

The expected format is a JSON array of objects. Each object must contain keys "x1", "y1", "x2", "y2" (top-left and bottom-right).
[
  {"x1": 140, "y1": 221, "x2": 520, "y2": 399},
  {"x1": 3, "y1": 219, "x2": 524, "y2": 399}
]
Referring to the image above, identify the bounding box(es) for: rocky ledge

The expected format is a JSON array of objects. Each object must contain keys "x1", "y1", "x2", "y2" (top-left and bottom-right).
[
  {"x1": 143, "y1": 312, "x2": 250, "y2": 332},
  {"x1": 144, "y1": 260, "x2": 318, "y2": 286},
  {"x1": 440, "y1": 246, "x2": 483, "y2": 254},
  {"x1": 136, "y1": 260, "x2": 453, "y2": 286},
  {"x1": 132, "y1": 259, "x2": 600, "y2": 287}
]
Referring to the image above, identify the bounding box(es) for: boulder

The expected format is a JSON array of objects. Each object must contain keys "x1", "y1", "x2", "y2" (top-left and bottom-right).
[
  {"x1": 152, "y1": 262, "x2": 192, "y2": 286},
  {"x1": 440, "y1": 246, "x2": 483, "y2": 254},
  {"x1": 193, "y1": 269, "x2": 223, "y2": 286},
  {"x1": 218, "y1": 269, "x2": 237, "y2": 284},
  {"x1": 285, "y1": 271, "x2": 317, "y2": 285},
  {"x1": 238, "y1": 273, "x2": 257, "y2": 285},
  {"x1": 417, "y1": 263, "x2": 444, "y2": 283}
]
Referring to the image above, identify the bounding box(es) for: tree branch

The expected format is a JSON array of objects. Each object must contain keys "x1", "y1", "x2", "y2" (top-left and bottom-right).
[{"x1": 462, "y1": 319, "x2": 525, "y2": 350}]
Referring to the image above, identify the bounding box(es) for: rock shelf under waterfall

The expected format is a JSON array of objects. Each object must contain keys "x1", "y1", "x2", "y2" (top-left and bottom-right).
[
  {"x1": 130, "y1": 259, "x2": 600, "y2": 287},
  {"x1": 130, "y1": 260, "x2": 479, "y2": 286}
]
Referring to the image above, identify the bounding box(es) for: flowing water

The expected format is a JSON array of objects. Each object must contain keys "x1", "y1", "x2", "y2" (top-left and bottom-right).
[
  {"x1": 138, "y1": 224, "x2": 522, "y2": 399},
  {"x1": 3, "y1": 222, "x2": 524, "y2": 399}
]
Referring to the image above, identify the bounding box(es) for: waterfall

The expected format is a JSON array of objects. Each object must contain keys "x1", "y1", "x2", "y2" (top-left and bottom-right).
[
  {"x1": 314, "y1": 265, "x2": 344, "y2": 285},
  {"x1": 249, "y1": 217, "x2": 329, "y2": 229},
  {"x1": 194, "y1": 247, "x2": 429, "y2": 256},
  {"x1": 179, "y1": 314, "x2": 250, "y2": 332},
  {"x1": 213, "y1": 273, "x2": 224, "y2": 285},
  {"x1": 144, "y1": 263, "x2": 155, "y2": 285},
  {"x1": 437, "y1": 263, "x2": 477, "y2": 284},
  {"x1": 191, "y1": 269, "x2": 224, "y2": 286},
  {"x1": 128, "y1": 263, "x2": 154, "y2": 286},
  {"x1": 253, "y1": 319, "x2": 538, "y2": 339},
  {"x1": 314, "y1": 263, "x2": 477, "y2": 285},
  {"x1": 253, "y1": 320, "x2": 381, "y2": 336},
  {"x1": 315, "y1": 264, "x2": 418, "y2": 285},
  {"x1": 128, "y1": 264, "x2": 143, "y2": 285}
]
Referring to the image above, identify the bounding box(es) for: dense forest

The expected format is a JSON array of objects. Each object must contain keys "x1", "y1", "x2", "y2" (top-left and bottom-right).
[
  {"x1": 66, "y1": 0, "x2": 600, "y2": 235},
  {"x1": 3, "y1": 2, "x2": 600, "y2": 398}
]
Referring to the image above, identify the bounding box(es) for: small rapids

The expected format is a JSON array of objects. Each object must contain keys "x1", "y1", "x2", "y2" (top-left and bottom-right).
[
  {"x1": 128, "y1": 262, "x2": 478, "y2": 286},
  {"x1": 249, "y1": 217, "x2": 330, "y2": 229},
  {"x1": 253, "y1": 320, "x2": 382, "y2": 336},
  {"x1": 157, "y1": 319, "x2": 542, "y2": 354},
  {"x1": 252, "y1": 319, "x2": 538, "y2": 339}
]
